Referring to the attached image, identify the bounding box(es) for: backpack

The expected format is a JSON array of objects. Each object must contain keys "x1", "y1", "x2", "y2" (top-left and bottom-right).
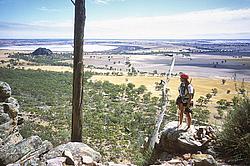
[
  {"x1": 186, "y1": 85, "x2": 195, "y2": 99},
  {"x1": 185, "y1": 83, "x2": 195, "y2": 107},
  {"x1": 179, "y1": 83, "x2": 194, "y2": 97},
  {"x1": 184, "y1": 83, "x2": 195, "y2": 99},
  {"x1": 176, "y1": 83, "x2": 195, "y2": 106}
]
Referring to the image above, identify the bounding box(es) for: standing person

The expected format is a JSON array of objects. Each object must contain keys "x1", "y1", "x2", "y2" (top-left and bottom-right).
[{"x1": 176, "y1": 73, "x2": 194, "y2": 130}]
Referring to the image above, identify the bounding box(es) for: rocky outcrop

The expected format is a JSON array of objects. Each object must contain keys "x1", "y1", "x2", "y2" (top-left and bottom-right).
[
  {"x1": 150, "y1": 153, "x2": 217, "y2": 166},
  {"x1": 32, "y1": 47, "x2": 53, "y2": 56},
  {"x1": 0, "y1": 136, "x2": 53, "y2": 165},
  {"x1": 192, "y1": 154, "x2": 217, "y2": 166},
  {"x1": 42, "y1": 142, "x2": 102, "y2": 165},
  {"x1": 150, "y1": 121, "x2": 218, "y2": 166},
  {"x1": 0, "y1": 82, "x2": 20, "y2": 144},
  {"x1": 158, "y1": 121, "x2": 216, "y2": 154},
  {"x1": 0, "y1": 81, "x2": 53, "y2": 166},
  {"x1": 44, "y1": 142, "x2": 101, "y2": 161},
  {"x1": 6, "y1": 141, "x2": 101, "y2": 166},
  {"x1": 0, "y1": 81, "x2": 11, "y2": 102},
  {"x1": 0, "y1": 81, "x2": 102, "y2": 166}
]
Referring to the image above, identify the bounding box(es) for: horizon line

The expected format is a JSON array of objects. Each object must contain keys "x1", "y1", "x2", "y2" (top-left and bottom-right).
[{"x1": 0, "y1": 38, "x2": 250, "y2": 40}]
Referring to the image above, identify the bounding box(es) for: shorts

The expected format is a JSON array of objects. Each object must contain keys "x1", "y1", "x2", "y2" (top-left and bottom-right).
[
  {"x1": 176, "y1": 96, "x2": 188, "y2": 106},
  {"x1": 184, "y1": 107, "x2": 192, "y2": 114},
  {"x1": 176, "y1": 96, "x2": 193, "y2": 114}
]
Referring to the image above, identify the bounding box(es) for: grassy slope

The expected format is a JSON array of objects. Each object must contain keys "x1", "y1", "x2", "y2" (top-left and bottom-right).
[{"x1": 0, "y1": 68, "x2": 160, "y2": 164}]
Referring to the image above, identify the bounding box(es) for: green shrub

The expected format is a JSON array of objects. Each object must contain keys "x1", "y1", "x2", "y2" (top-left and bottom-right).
[
  {"x1": 216, "y1": 99, "x2": 230, "y2": 109},
  {"x1": 217, "y1": 108, "x2": 224, "y2": 118},
  {"x1": 192, "y1": 107, "x2": 210, "y2": 124},
  {"x1": 206, "y1": 93, "x2": 212, "y2": 101},
  {"x1": 0, "y1": 68, "x2": 158, "y2": 165},
  {"x1": 216, "y1": 97, "x2": 250, "y2": 164},
  {"x1": 211, "y1": 88, "x2": 218, "y2": 96},
  {"x1": 196, "y1": 96, "x2": 209, "y2": 107}
]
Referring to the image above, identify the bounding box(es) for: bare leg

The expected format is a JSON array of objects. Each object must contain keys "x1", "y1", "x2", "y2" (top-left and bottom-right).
[
  {"x1": 185, "y1": 112, "x2": 192, "y2": 131},
  {"x1": 178, "y1": 103, "x2": 184, "y2": 128}
]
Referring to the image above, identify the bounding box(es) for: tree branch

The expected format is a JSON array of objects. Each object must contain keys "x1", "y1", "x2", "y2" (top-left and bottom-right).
[{"x1": 71, "y1": 0, "x2": 75, "y2": 5}]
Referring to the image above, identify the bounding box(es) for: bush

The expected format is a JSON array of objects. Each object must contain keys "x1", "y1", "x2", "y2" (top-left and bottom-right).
[
  {"x1": 0, "y1": 68, "x2": 158, "y2": 164},
  {"x1": 192, "y1": 107, "x2": 210, "y2": 124},
  {"x1": 196, "y1": 96, "x2": 209, "y2": 107},
  {"x1": 216, "y1": 99, "x2": 230, "y2": 110},
  {"x1": 216, "y1": 97, "x2": 250, "y2": 164},
  {"x1": 217, "y1": 108, "x2": 224, "y2": 118},
  {"x1": 222, "y1": 79, "x2": 226, "y2": 85},
  {"x1": 211, "y1": 88, "x2": 218, "y2": 96},
  {"x1": 206, "y1": 93, "x2": 212, "y2": 100}
]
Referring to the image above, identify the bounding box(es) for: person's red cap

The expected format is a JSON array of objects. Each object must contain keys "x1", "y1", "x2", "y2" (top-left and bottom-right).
[{"x1": 180, "y1": 73, "x2": 189, "y2": 79}]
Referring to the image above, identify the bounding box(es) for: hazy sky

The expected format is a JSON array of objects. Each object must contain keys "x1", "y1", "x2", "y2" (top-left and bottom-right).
[{"x1": 0, "y1": 0, "x2": 250, "y2": 39}]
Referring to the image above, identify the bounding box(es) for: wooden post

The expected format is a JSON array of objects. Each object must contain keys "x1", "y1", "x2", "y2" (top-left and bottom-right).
[{"x1": 71, "y1": 0, "x2": 86, "y2": 142}]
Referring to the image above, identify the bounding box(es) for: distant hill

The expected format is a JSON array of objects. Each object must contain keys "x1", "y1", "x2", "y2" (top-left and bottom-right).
[{"x1": 32, "y1": 47, "x2": 53, "y2": 56}]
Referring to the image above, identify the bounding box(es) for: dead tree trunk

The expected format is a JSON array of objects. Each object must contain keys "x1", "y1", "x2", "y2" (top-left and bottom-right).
[
  {"x1": 149, "y1": 56, "x2": 176, "y2": 150},
  {"x1": 71, "y1": 0, "x2": 86, "y2": 142}
]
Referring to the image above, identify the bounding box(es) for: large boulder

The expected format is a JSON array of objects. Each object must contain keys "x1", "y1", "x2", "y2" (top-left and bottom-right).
[
  {"x1": 0, "y1": 81, "x2": 11, "y2": 102},
  {"x1": 45, "y1": 157, "x2": 66, "y2": 166},
  {"x1": 0, "y1": 120, "x2": 17, "y2": 141},
  {"x1": 0, "y1": 86, "x2": 20, "y2": 147},
  {"x1": 5, "y1": 97, "x2": 20, "y2": 110},
  {"x1": 3, "y1": 103, "x2": 19, "y2": 120},
  {"x1": 149, "y1": 154, "x2": 217, "y2": 166},
  {"x1": 192, "y1": 154, "x2": 217, "y2": 166},
  {"x1": 32, "y1": 47, "x2": 53, "y2": 56},
  {"x1": 0, "y1": 136, "x2": 52, "y2": 165},
  {"x1": 0, "y1": 111, "x2": 11, "y2": 125},
  {"x1": 1, "y1": 132, "x2": 23, "y2": 146},
  {"x1": 14, "y1": 140, "x2": 53, "y2": 166},
  {"x1": 158, "y1": 121, "x2": 206, "y2": 154},
  {"x1": 43, "y1": 142, "x2": 102, "y2": 164}
]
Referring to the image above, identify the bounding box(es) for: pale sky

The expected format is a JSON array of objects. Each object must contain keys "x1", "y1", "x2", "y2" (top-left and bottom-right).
[{"x1": 0, "y1": 0, "x2": 250, "y2": 39}]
